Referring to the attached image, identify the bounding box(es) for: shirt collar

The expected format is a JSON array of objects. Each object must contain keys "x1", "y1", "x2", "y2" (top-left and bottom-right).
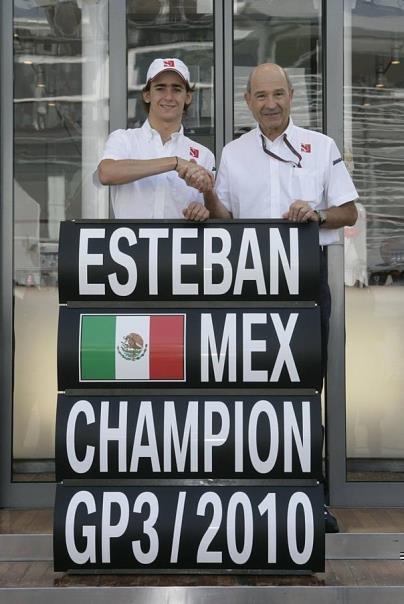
[
  {"x1": 255, "y1": 117, "x2": 296, "y2": 146},
  {"x1": 141, "y1": 119, "x2": 184, "y2": 142}
]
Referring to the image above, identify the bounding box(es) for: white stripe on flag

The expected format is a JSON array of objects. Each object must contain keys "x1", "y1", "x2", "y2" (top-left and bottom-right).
[{"x1": 115, "y1": 315, "x2": 150, "y2": 380}]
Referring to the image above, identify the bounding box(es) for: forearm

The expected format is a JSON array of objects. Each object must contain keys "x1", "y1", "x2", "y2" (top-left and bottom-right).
[
  {"x1": 204, "y1": 190, "x2": 233, "y2": 219},
  {"x1": 98, "y1": 157, "x2": 177, "y2": 185},
  {"x1": 321, "y1": 201, "x2": 358, "y2": 229}
]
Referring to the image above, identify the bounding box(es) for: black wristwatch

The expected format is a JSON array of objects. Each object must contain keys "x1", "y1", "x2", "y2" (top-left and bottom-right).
[{"x1": 314, "y1": 210, "x2": 327, "y2": 226}]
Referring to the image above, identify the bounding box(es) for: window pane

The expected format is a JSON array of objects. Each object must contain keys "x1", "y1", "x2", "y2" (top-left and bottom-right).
[
  {"x1": 127, "y1": 0, "x2": 214, "y2": 153},
  {"x1": 233, "y1": 0, "x2": 322, "y2": 137},
  {"x1": 344, "y1": 1, "x2": 404, "y2": 481},
  {"x1": 13, "y1": 0, "x2": 109, "y2": 481}
]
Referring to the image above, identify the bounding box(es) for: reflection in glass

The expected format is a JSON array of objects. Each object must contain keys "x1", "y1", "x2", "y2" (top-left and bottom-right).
[
  {"x1": 344, "y1": 1, "x2": 404, "y2": 481},
  {"x1": 127, "y1": 0, "x2": 214, "y2": 153},
  {"x1": 233, "y1": 0, "x2": 322, "y2": 137},
  {"x1": 13, "y1": 0, "x2": 109, "y2": 481}
]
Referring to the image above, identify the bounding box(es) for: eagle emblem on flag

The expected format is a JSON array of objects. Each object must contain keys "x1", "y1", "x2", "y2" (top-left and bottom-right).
[{"x1": 117, "y1": 332, "x2": 147, "y2": 361}]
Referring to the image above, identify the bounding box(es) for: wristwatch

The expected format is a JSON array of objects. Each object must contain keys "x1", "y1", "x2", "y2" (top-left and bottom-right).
[{"x1": 314, "y1": 210, "x2": 327, "y2": 226}]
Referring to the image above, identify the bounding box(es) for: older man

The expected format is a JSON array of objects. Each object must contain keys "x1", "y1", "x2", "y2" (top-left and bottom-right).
[
  {"x1": 205, "y1": 63, "x2": 358, "y2": 533},
  {"x1": 97, "y1": 58, "x2": 214, "y2": 221}
]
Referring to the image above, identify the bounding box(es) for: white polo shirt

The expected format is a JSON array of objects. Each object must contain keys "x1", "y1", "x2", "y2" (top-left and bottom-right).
[
  {"x1": 98, "y1": 120, "x2": 215, "y2": 219},
  {"x1": 215, "y1": 119, "x2": 358, "y2": 245}
]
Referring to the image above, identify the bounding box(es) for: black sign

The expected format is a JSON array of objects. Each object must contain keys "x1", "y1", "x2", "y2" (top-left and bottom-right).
[
  {"x1": 55, "y1": 394, "x2": 322, "y2": 481},
  {"x1": 57, "y1": 307, "x2": 321, "y2": 390},
  {"x1": 58, "y1": 220, "x2": 320, "y2": 303},
  {"x1": 54, "y1": 485, "x2": 324, "y2": 572}
]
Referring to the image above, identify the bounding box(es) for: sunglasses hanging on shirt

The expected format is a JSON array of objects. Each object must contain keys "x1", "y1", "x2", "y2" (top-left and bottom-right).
[{"x1": 260, "y1": 134, "x2": 302, "y2": 168}]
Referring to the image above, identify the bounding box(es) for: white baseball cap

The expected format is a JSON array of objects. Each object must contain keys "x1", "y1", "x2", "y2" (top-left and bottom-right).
[{"x1": 146, "y1": 58, "x2": 191, "y2": 85}]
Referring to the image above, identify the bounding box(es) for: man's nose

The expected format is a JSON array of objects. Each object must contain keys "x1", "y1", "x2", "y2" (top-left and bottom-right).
[
  {"x1": 265, "y1": 95, "x2": 277, "y2": 109},
  {"x1": 163, "y1": 88, "x2": 174, "y2": 99}
]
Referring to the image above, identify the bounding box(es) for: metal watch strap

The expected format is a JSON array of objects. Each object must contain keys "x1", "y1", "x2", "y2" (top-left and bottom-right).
[{"x1": 315, "y1": 210, "x2": 327, "y2": 225}]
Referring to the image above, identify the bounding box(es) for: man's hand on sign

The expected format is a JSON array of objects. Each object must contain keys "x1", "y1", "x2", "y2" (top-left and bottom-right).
[
  {"x1": 177, "y1": 158, "x2": 214, "y2": 193},
  {"x1": 282, "y1": 200, "x2": 317, "y2": 223},
  {"x1": 182, "y1": 201, "x2": 209, "y2": 222}
]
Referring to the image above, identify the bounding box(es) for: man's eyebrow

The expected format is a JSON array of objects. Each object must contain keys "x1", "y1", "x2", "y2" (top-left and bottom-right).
[{"x1": 254, "y1": 87, "x2": 286, "y2": 95}]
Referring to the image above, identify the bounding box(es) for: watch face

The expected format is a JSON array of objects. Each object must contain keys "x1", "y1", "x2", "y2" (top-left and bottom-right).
[{"x1": 319, "y1": 211, "x2": 326, "y2": 225}]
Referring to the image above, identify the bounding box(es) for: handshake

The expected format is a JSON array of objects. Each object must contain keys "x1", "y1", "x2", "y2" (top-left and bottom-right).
[{"x1": 176, "y1": 157, "x2": 214, "y2": 194}]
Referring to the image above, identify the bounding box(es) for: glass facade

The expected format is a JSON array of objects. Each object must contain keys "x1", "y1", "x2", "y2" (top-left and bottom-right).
[
  {"x1": 233, "y1": 0, "x2": 322, "y2": 137},
  {"x1": 13, "y1": 0, "x2": 109, "y2": 481},
  {"x1": 127, "y1": 0, "x2": 214, "y2": 152},
  {"x1": 2, "y1": 0, "x2": 404, "y2": 502},
  {"x1": 344, "y1": 0, "x2": 404, "y2": 481}
]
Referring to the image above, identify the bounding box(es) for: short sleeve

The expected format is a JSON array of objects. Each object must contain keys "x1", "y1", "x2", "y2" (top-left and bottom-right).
[
  {"x1": 205, "y1": 149, "x2": 216, "y2": 173},
  {"x1": 325, "y1": 139, "x2": 358, "y2": 207},
  {"x1": 93, "y1": 129, "x2": 131, "y2": 188},
  {"x1": 100, "y1": 129, "x2": 131, "y2": 161}
]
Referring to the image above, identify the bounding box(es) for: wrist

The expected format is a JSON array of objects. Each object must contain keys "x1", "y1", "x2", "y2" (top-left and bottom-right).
[
  {"x1": 173, "y1": 156, "x2": 179, "y2": 172},
  {"x1": 314, "y1": 209, "x2": 327, "y2": 226}
]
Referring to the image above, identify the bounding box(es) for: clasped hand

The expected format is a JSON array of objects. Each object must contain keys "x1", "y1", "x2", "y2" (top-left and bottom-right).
[
  {"x1": 282, "y1": 199, "x2": 317, "y2": 222},
  {"x1": 177, "y1": 158, "x2": 214, "y2": 194}
]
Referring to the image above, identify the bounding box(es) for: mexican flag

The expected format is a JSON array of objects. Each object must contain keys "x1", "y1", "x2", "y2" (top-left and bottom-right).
[{"x1": 80, "y1": 314, "x2": 185, "y2": 381}]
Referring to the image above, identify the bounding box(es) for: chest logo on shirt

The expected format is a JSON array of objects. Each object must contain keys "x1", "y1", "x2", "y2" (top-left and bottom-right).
[
  {"x1": 301, "y1": 143, "x2": 311, "y2": 153},
  {"x1": 164, "y1": 59, "x2": 175, "y2": 68},
  {"x1": 190, "y1": 147, "x2": 199, "y2": 159}
]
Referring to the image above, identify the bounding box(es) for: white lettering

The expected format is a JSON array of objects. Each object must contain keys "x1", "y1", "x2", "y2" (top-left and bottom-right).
[
  {"x1": 203, "y1": 228, "x2": 232, "y2": 295},
  {"x1": 66, "y1": 400, "x2": 95, "y2": 474},
  {"x1": 108, "y1": 228, "x2": 137, "y2": 296},
  {"x1": 284, "y1": 400, "x2": 311, "y2": 472},
  {"x1": 248, "y1": 400, "x2": 279, "y2": 473},
  {"x1": 269, "y1": 228, "x2": 299, "y2": 295},
  {"x1": 163, "y1": 400, "x2": 198, "y2": 472},
  {"x1": 287, "y1": 492, "x2": 314, "y2": 564},
  {"x1": 234, "y1": 400, "x2": 243, "y2": 472},
  {"x1": 204, "y1": 401, "x2": 230, "y2": 472},
  {"x1": 100, "y1": 400, "x2": 128, "y2": 472},
  {"x1": 200, "y1": 314, "x2": 237, "y2": 382},
  {"x1": 243, "y1": 314, "x2": 268, "y2": 382},
  {"x1": 138, "y1": 228, "x2": 169, "y2": 295},
  {"x1": 270, "y1": 313, "x2": 299, "y2": 382},
  {"x1": 172, "y1": 228, "x2": 198, "y2": 295},
  {"x1": 65, "y1": 491, "x2": 96, "y2": 565},
  {"x1": 101, "y1": 492, "x2": 129, "y2": 563},
  {"x1": 78, "y1": 228, "x2": 105, "y2": 295},
  {"x1": 130, "y1": 401, "x2": 160, "y2": 472},
  {"x1": 234, "y1": 228, "x2": 266, "y2": 295},
  {"x1": 132, "y1": 492, "x2": 159, "y2": 563}
]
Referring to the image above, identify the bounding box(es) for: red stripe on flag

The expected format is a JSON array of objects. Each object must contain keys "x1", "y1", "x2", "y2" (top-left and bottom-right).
[{"x1": 149, "y1": 315, "x2": 185, "y2": 380}]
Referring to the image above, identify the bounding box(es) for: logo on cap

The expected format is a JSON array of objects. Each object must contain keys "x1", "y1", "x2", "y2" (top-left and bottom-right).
[
  {"x1": 301, "y1": 143, "x2": 311, "y2": 153},
  {"x1": 164, "y1": 59, "x2": 175, "y2": 68},
  {"x1": 190, "y1": 147, "x2": 199, "y2": 158}
]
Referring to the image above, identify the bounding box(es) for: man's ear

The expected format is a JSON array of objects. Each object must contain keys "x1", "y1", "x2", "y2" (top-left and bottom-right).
[
  {"x1": 185, "y1": 90, "x2": 192, "y2": 106},
  {"x1": 244, "y1": 91, "x2": 251, "y2": 107},
  {"x1": 142, "y1": 90, "x2": 150, "y2": 105}
]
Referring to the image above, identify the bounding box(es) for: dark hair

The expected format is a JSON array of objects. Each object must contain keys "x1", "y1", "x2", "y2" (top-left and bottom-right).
[{"x1": 141, "y1": 79, "x2": 195, "y2": 114}]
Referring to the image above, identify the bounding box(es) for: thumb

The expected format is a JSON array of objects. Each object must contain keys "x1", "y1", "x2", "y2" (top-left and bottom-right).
[{"x1": 189, "y1": 158, "x2": 197, "y2": 164}]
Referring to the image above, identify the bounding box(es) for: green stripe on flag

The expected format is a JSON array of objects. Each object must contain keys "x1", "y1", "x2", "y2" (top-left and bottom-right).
[{"x1": 81, "y1": 315, "x2": 116, "y2": 380}]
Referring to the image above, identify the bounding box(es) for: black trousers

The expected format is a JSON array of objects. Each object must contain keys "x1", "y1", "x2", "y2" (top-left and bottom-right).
[
  {"x1": 319, "y1": 247, "x2": 331, "y2": 501},
  {"x1": 319, "y1": 247, "x2": 331, "y2": 383}
]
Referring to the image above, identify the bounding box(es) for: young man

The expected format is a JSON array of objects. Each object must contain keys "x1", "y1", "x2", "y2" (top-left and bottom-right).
[
  {"x1": 97, "y1": 58, "x2": 214, "y2": 221},
  {"x1": 205, "y1": 63, "x2": 359, "y2": 533}
]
